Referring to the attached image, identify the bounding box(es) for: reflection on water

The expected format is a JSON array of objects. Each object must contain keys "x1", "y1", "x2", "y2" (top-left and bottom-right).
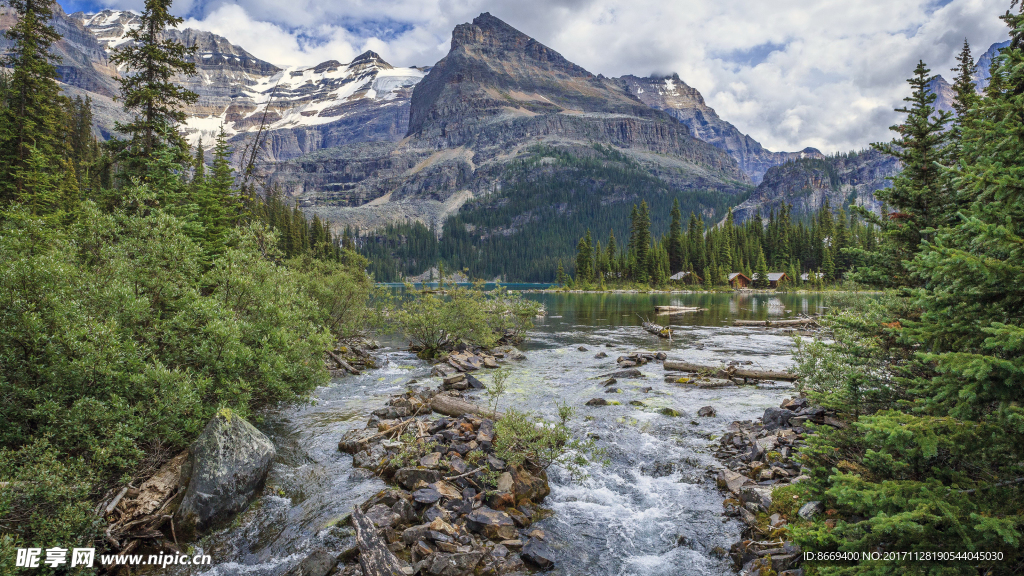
[{"x1": 176, "y1": 293, "x2": 824, "y2": 576}]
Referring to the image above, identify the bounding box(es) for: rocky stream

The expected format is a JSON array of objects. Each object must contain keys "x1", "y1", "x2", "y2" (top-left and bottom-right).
[{"x1": 167, "y1": 292, "x2": 826, "y2": 576}]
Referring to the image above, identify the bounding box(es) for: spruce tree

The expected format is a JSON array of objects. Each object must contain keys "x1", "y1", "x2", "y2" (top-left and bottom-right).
[
  {"x1": 854, "y1": 60, "x2": 952, "y2": 287},
  {"x1": 606, "y1": 229, "x2": 617, "y2": 277},
  {"x1": 109, "y1": 0, "x2": 198, "y2": 184},
  {"x1": 575, "y1": 233, "x2": 592, "y2": 284},
  {"x1": 0, "y1": 0, "x2": 75, "y2": 214}
]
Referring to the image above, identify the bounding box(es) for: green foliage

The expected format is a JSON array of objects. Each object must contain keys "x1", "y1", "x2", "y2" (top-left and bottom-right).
[
  {"x1": 493, "y1": 404, "x2": 604, "y2": 482},
  {"x1": 485, "y1": 367, "x2": 512, "y2": 416},
  {"x1": 396, "y1": 285, "x2": 540, "y2": 358},
  {"x1": 0, "y1": 193, "x2": 367, "y2": 547}
]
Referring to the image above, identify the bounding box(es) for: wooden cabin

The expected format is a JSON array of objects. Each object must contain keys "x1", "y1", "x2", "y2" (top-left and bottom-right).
[
  {"x1": 800, "y1": 272, "x2": 823, "y2": 282},
  {"x1": 669, "y1": 271, "x2": 703, "y2": 284},
  {"x1": 728, "y1": 272, "x2": 751, "y2": 288},
  {"x1": 767, "y1": 272, "x2": 789, "y2": 288}
]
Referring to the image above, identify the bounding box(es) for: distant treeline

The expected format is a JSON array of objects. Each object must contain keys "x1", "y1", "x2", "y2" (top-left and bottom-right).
[{"x1": 358, "y1": 144, "x2": 749, "y2": 282}]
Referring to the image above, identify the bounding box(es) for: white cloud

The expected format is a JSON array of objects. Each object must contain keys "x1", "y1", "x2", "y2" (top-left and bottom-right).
[{"x1": 101, "y1": 0, "x2": 1012, "y2": 152}]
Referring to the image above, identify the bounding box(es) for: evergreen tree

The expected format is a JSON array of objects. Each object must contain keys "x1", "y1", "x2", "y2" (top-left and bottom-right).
[
  {"x1": 0, "y1": 0, "x2": 75, "y2": 215},
  {"x1": 949, "y1": 39, "x2": 979, "y2": 164},
  {"x1": 606, "y1": 229, "x2": 617, "y2": 277},
  {"x1": 555, "y1": 260, "x2": 567, "y2": 286},
  {"x1": 821, "y1": 245, "x2": 835, "y2": 283},
  {"x1": 854, "y1": 60, "x2": 952, "y2": 287},
  {"x1": 575, "y1": 231, "x2": 593, "y2": 284},
  {"x1": 668, "y1": 198, "x2": 684, "y2": 273},
  {"x1": 193, "y1": 137, "x2": 205, "y2": 184},
  {"x1": 687, "y1": 211, "x2": 705, "y2": 272},
  {"x1": 109, "y1": 0, "x2": 198, "y2": 183},
  {"x1": 753, "y1": 249, "x2": 769, "y2": 289}
]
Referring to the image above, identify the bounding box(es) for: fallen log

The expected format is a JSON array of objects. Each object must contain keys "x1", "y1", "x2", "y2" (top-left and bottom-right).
[
  {"x1": 328, "y1": 350, "x2": 361, "y2": 375},
  {"x1": 351, "y1": 505, "x2": 406, "y2": 576},
  {"x1": 663, "y1": 360, "x2": 800, "y2": 381},
  {"x1": 733, "y1": 318, "x2": 817, "y2": 327},
  {"x1": 654, "y1": 306, "x2": 703, "y2": 314},
  {"x1": 429, "y1": 395, "x2": 502, "y2": 420}
]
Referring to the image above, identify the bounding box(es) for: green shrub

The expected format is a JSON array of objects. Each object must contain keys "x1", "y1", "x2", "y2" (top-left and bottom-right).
[
  {"x1": 493, "y1": 404, "x2": 604, "y2": 482},
  {"x1": 0, "y1": 191, "x2": 365, "y2": 548}
]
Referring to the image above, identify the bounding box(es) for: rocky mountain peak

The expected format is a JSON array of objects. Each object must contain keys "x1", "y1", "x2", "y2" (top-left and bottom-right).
[{"x1": 348, "y1": 50, "x2": 394, "y2": 74}]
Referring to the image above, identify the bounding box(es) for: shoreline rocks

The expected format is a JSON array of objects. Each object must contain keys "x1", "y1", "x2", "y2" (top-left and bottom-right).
[{"x1": 713, "y1": 396, "x2": 843, "y2": 576}]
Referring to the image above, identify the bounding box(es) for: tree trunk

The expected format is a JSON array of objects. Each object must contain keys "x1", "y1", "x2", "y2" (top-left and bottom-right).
[
  {"x1": 327, "y1": 349, "x2": 361, "y2": 375},
  {"x1": 430, "y1": 395, "x2": 502, "y2": 419},
  {"x1": 733, "y1": 318, "x2": 817, "y2": 327},
  {"x1": 663, "y1": 360, "x2": 800, "y2": 381},
  {"x1": 351, "y1": 506, "x2": 406, "y2": 576}
]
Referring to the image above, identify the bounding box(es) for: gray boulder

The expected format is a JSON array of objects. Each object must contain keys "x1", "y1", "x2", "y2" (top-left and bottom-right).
[
  {"x1": 174, "y1": 410, "x2": 276, "y2": 539},
  {"x1": 762, "y1": 407, "x2": 796, "y2": 430},
  {"x1": 798, "y1": 500, "x2": 823, "y2": 520}
]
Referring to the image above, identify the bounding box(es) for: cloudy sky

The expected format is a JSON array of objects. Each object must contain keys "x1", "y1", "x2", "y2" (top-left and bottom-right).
[{"x1": 62, "y1": 0, "x2": 1011, "y2": 153}]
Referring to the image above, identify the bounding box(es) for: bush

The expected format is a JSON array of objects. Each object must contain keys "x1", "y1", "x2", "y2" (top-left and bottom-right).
[
  {"x1": 493, "y1": 404, "x2": 603, "y2": 482},
  {"x1": 0, "y1": 191, "x2": 365, "y2": 548},
  {"x1": 396, "y1": 284, "x2": 540, "y2": 358}
]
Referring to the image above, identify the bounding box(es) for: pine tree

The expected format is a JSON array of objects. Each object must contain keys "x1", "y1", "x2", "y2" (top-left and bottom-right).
[
  {"x1": 687, "y1": 211, "x2": 705, "y2": 272},
  {"x1": 0, "y1": 0, "x2": 75, "y2": 214},
  {"x1": 753, "y1": 249, "x2": 769, "y2": 289},
  {"x1": 193, "y1": 137, "x2": 205, "y2": 185},
  {"x1": 109, "y1": 0, "x2": 198, "y2": 184},
  {"x1": 949, "y1": 39, "x2": 979, "y2": 165},
  {"x1": 555, "y1": 260, "x2": 567, "y2": 286}
]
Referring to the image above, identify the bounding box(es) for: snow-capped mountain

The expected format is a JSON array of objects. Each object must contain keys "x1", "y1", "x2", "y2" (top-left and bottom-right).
[{"x1": 68, "y1": 10, "x2": 427, "y2": 159}]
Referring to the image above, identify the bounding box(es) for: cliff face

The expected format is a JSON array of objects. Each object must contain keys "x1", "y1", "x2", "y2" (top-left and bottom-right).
[
  {"x1": 617, "y1": 74, "x2": 822, "y2": 183},
  {"x1": 730, "y1": 150, "x2": 898, "y2": 223},
  {"x1": 261, "y1": 13, "x2": 752, "y2": 232}
]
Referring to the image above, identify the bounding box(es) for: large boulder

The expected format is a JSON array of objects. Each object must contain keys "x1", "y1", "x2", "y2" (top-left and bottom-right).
[
  {"x1": 510, "y1": 465, "x2": 550, "y2": 505},
  {"x1": 174, "y1": 410, "x2": 276, "y2": 539},
  {"x1": 762, "y1": 407, "x2": 796, "y2": 430}
]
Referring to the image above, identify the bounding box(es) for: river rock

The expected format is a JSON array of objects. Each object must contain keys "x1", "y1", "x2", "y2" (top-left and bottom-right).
[
  {"x1": 174, "y1": 410, "x2": 276, "y2": 539},
  {"x1": 598, "y1": 378, "x2": 616, "y2": 387},
  {"x1": 465, "y1": 374, "x2": 485, "y2": 389},
  {"x1": 427, "y1": 552, "x2": 483, "y2": 576},
  {"x1": 420, "y1": 452, "x2": 442, "y2": 468},
  {"x1": 483, "y1": 357, "x2": 498, "y2": 368},
  {"x1": 353, "y1": 443, "x2": 386, "y2": 469},
  {"x1": 510, "y1": 465, "x2": 550, "y2": 504},
  {"x1": 466, "y1": 506, "x2": 517, "y2": 540},
  {"x1": 521, "y1": 538, "x2": 556, "y2": 569},
  {"x1": 413, "y1": 487, "x2": 443, "y2": 504},
  {"x1": 395, "y1": 467, "x2": 443, "y2": 490},
  {"x1": 443, "y1": 374, "x2": 466, "y2": 385},
  {"x1": 594, "y1": 352, "x2": 608, "y2": 359},
  {"x1": 283, "y1": 549, "x2": 338, "y2": 576},
  {"x1": 585, "y1": 398, "x2": 608, "y2": 406},
  {"x1": 659, "y1": 407, "x2": 684, "y2": 417},
  {"x1": 798, "y1": 500, "x2": 823, "y2": 520},
  {"x1": 338, "y1": 427, "x2": 379, "y2": 454},
  {"x1": 698, "y1": 406, "x2": 717, "y2": 417},
  {"x1": 716, "y1": 470, "x2": 754, "y2": 495},
  {"x1": 601, "y1": 368, "x2": 643, "y2": 379},
  {"x1": 763, "y1": 407, "x2": 796, "y2": 430},
  {"x1": 364, "y1": 503, "x2": 400, "y2": 528}
]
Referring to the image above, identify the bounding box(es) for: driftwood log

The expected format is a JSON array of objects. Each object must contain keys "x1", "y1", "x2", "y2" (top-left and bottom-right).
[
  {"x1": 642, "y1": 321, "x2": 673, "y2": 338},
  {"x1": 430, "y1": 395, "x2": 502, "y2": 420},
  {"x1": 327, "y1": 350, "x2": 362, "y2": 375},
  {"x1": 351, "y1": 505, "x2": 406, "y2": 576},
  {"x1": 733, "y1": 318, "x2": 818, "y2": 327},
  {"x1": 663, "y1": 360, "x2": 800, "y2": 381}
]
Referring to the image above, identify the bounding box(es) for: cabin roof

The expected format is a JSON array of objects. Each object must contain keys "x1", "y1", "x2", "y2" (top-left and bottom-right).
[
  {"x1": 767, "y1": 272, "x2": 788, "y2": 281},
  {"x1": 669, "y1": 271, "x2": 701, "y2": 281},
  {"x1": 729, "y1": 272, "x2": 750, "y2": 281}
]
